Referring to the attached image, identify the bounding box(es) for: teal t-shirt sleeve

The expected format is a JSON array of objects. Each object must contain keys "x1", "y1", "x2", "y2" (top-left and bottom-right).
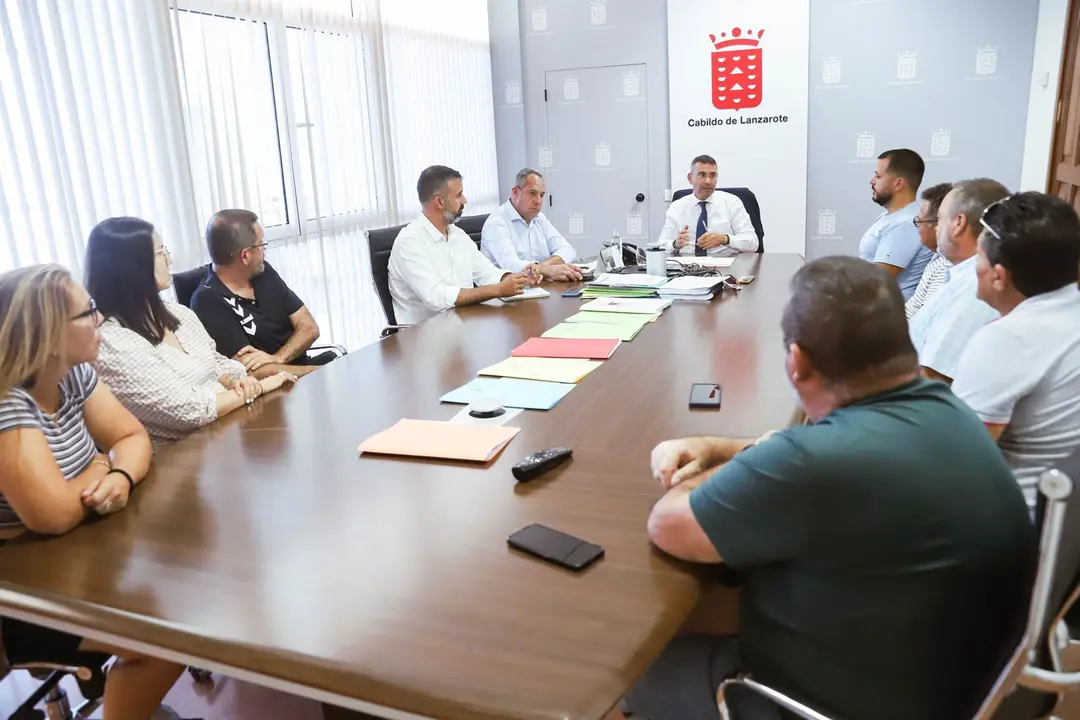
[{"x1": 688, "y1": 432, "x2": 811, "y2": 568}]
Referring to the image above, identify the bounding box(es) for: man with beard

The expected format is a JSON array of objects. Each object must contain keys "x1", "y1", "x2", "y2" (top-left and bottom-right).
[
  {"x1": 858, "y1": 149, "x2": 934, "y2": 299},
  {"x1": 190, "y1": 209, "x2": 325, "y2": 379},
  {"x1": 389, "y1": 165, "x2": 538, "y2": 325}
]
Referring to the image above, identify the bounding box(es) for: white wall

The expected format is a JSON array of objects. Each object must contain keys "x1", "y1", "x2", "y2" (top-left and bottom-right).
[{"x1": 1021, "y1": 0, "x2": 1069, "y2": 192}]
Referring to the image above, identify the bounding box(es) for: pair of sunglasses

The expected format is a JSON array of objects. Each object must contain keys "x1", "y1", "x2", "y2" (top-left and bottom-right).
[{"x1": 979, "y1": 195, "x2": 1014, "y2": 240}]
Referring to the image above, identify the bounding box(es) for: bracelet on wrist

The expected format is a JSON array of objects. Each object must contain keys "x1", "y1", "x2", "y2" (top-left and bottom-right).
[{"x1": 107, "y1": 468, "x2": 136, "y2": 494}]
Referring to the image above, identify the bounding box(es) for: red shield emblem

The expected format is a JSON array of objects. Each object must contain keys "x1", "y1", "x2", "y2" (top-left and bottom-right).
[{"x1": 711, "y1": 28, "x2": 764, "y2": 111}]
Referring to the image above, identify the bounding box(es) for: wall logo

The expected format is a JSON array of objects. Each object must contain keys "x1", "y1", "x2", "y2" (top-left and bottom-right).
[
  {"x1": 818, "y1": 210, "x2": 837, "y2": 236},
  {"x1": 896, "y1": 51, "x2": 917, "y2": 81},
  {"x1": 710, "y1": 27, "x2": 765, "y2": 111},
  {"x1": 856, "y1": 131, "x2": 876, "y2": 159},
  {"x1": 538, "y1": 145, "x2": 553, "y2": 169},
  {"x1": 975, "y1": 46, "x2": 998, "y2": 76},
  {"x1": 594, "y1": 142, "x2": 611, "y2": 167},
  {"x1": 504, "y1": 81, "x2": 522, "y2": 106},
  {"x1": 930, "y1": 129, "x2": 951, "y2": 157},
  {"x1": 563, "y1": 75, "x2": 579, "y2": 101},
  {"x1": 590, "y1": 0, "x2": 607, "y2": 26},
  {"x1": 822, "y1": 56, "x2": 841, "y2": 85},
  {"x1": 531, "y1": 5, "x2": 548, "y2": 32},
  {"x1": 622, "y1": 71, "x2": 641, "y2": 97},
  {"x1": 626, "y1": 212, "x2": 643, "y2": 236},
  {"x1": 569, "y1": 213, "x2": 584, "y2": 235}
]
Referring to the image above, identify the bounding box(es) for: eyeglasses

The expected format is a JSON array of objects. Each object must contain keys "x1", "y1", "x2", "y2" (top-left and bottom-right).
[
  {"x1": 156, "y1": 245, "x2": 172, "y2": 261},
  {"x1": 912, "y1": 217, "x2": 937, "y2": 228},
  {"x1": 979, "y1": 195, "x2": 1014, "y2": 240},
  {"x1": 237, "y1": 242, "x2": 269, "y2": 256},
  {"x1": 70, "y1": 298, "x2": 101, "y2": 323}
]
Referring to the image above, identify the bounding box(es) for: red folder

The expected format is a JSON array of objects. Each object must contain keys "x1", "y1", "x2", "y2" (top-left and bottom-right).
[{"x1": 510, "y1": 337, "x2": 620, "y2": 360}]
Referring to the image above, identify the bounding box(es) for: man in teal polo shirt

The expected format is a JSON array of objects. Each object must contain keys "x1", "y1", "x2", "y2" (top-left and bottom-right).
[{"x1": 623, "y1": 257, "x2": 1035, "y2": 720}]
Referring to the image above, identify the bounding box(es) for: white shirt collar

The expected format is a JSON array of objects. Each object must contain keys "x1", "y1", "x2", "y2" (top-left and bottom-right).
[
  {"x1": 418, "y1": 214, "x2": 450, "y2": 243},
  {"x1": 503, "y1": 200, "x2": 531, "y2": 226}
]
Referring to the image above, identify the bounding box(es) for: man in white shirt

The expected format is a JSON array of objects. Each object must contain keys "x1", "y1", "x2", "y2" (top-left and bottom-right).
[
  {"x1": 858, "y1": 149, "x2": 934, "y2": 299},
  {"x1": 953, "y1": 192, "x2": 1080, "y2": 509},
  {"x1": 658, "y1": 154, "x2": 757, "y2": 257},
  {"x1": 388, "y1": 165, "x2": 538, "y2": 325},
  {"x1": 481, "y1": 169, "x2": 582, "y2": 282},
  {"x1": 908, "y1": 178, "x2": 1009, "y2": 383},
  {"x1": 905, "y1": 182, "x2": 953, "y2": 319}
]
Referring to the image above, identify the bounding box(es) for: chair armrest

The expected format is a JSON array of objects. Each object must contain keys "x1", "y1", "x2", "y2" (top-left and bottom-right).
[
  {"x1": 718, "y1": 677, "x2": 835, "y2": 720},
  {"x1": 310, "y1": 344, "x2": 348, "y2": 357}
]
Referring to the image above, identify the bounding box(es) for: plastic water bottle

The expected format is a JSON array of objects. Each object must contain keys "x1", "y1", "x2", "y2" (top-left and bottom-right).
[{"x1": 611, "y1": 228, "x2": 623, "y2": 267}]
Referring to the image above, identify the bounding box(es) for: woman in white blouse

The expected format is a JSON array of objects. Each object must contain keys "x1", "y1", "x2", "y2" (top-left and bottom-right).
[{"x1": 85, "y1": 217, "x2": 295, "y2": 448}]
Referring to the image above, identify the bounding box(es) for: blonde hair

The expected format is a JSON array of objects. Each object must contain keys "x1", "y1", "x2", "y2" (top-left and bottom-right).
[{"x1": 0, "y1": 264, "x2": 74, "y2": 397}]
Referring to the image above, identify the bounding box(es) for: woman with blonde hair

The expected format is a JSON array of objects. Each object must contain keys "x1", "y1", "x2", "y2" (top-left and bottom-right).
[{"x1": 0, "y1": 264, "x2": 185, "y2": 720}]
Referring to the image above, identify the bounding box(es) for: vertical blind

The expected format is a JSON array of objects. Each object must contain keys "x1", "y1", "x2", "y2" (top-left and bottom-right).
[{"x1": 0, "y1": 0, "x2": 499, "y2": 349}]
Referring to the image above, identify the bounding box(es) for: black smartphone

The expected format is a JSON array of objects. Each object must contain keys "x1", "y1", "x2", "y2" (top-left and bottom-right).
[
  {"x1": 689, "y1": 383, "x2": 722, "y2": 409},
  {"x1": 508, "y1": 523, "x2": 604, "y2": 571},
  {"x1": 561, "y1": 288, "x2": 583, "y2": 298}
]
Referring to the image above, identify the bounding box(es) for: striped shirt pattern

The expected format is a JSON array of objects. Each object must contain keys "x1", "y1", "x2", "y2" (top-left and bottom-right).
[
  {"x1": 0, "y1": 364, "x2": 99, "y2": 530},
  {"x1": 905, "y1": 254, "x2": 951, "y2": 320}
]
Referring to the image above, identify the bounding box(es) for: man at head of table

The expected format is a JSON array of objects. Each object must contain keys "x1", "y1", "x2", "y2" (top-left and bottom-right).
[
  {"x1": 621, "y1": 256, "x2": 1035, "y2": 720},
  {"x1": 388, "y1": 164, "x2": 540, "y2": 325}
]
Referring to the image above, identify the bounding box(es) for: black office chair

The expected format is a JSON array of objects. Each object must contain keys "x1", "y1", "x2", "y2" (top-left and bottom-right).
[
  {"x1": 717, "y1": 447, "x2": 1080, "y2": 720},
  {"x1": 455, "y1": 213, "x2": 490, "y2": 251},
  {"x1": 171, "y1": 264, "x2": 346, "y2": 359},
  {"x1": 671, "y1": 187, "x2": 764, "y2": 253},
  {"x1": 365, "y1": 223, "x2": 410, "y2": 339},
  {"x1": 171, "y1": 264, "x2": 207, "y2": 308}
]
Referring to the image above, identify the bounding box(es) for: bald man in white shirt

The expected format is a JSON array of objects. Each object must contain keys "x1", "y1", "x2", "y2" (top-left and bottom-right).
[
  {"x1": 388, "y1": 165, "x2": 538, "y2": 326},
  {"x1": 658, "y1": 155, "x2": 758, "y2": 257}
]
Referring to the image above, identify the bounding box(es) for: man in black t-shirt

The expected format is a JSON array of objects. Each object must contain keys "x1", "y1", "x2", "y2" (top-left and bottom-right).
[
  {"x1": 191, "y1": 209, "x2": 334, "y2": 379},
  {"x1": 623, "y1": 257, "x2": 1035, "y2": 720}
]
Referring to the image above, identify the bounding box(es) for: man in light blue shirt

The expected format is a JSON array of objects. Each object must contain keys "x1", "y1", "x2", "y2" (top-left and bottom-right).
[
  {"x1": 482, "y1": 169, "x2": 582, "y2": 282},
  {"x1": 909, "y1": 178, "x2": 1009, "y2": 383},
  {"x1": 858, "y1": 149, "x2": 934, "y2": 299}
]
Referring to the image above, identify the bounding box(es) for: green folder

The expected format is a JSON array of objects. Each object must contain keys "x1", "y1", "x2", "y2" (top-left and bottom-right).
[{"x1": 543, "y1": 320, "x2": 647, "y2": 342}]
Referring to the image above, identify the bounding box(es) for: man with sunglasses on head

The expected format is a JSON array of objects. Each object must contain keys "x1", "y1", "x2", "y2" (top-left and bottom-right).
[
  {"x1": 190, "y1": 209, "x2": 326, "y2": 379},
  {"x1": 388, "y1": 165, "x2": 540, "y2": 326},
  {"x1": 905, "y1": 182, "x2": 953, "y2": 319},
  {"x1": 952, "y1": 192, "x2": 1080, "y2": 511},
  {"x1": 907, "y1": 179, "x2": 1009, "y2": 384}
]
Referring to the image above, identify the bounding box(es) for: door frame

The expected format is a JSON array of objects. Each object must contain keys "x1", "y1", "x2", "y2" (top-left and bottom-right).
[{"x1": 1049, "y1": 0, "x2": 1080, "y2": 193}]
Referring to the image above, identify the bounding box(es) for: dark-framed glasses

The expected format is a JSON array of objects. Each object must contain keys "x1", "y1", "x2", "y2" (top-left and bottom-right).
[
  {"x1": 912, "y1": 216, "x2": 937, "y2": 228},
  {"x1": 70, "y1": 298, "x2": 100, "y2": 323},
  {"x1": 980, "y1": 195, "x2": 1014, "y2": 240}
]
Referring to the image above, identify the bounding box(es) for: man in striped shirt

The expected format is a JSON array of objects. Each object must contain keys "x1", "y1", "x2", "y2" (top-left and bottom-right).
[{"x1": 905, "y1": 182, "x2": 953, "y2": 319}]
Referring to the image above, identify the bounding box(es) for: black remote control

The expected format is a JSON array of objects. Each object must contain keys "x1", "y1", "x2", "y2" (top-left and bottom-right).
[{"x1": 512, "y1": 447, "x2": 572, "y2": 482}]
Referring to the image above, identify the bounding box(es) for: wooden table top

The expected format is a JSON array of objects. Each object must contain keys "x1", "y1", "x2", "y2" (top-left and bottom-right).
[{"x1": 0, "y1": 253, "x2": 803, "y2": 720}]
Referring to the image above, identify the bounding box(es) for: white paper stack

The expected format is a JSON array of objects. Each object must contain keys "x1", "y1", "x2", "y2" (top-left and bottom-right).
[{"x1": 657, "y1": 275, "x2": 723, "y2": 302}]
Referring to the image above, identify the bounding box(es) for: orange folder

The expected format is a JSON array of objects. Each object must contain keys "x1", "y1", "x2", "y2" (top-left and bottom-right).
[
  {"x1": 510, "y1": 337, "x2": 620, "y2": 360},
  {"x1": 358, "y1": 419, "x2": 520, "y2": 462}
]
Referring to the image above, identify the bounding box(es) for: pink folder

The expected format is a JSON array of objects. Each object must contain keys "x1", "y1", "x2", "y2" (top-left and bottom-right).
[
  {"x1": 358, "y1": 419, "x2": 520, "y2": 462},
  {"x1": 510, "y1": 337, "x2": 620, "y2": 360}
]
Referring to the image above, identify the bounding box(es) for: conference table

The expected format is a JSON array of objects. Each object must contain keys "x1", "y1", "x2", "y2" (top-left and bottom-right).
[{"x1": 0, "y1": 253, "x2": 803, "y2": 720}]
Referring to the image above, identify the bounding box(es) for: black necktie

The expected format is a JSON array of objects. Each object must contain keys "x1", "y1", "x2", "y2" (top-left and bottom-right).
[{"x1": 695, "y1": 200, "x2": 708, "y2": 256}]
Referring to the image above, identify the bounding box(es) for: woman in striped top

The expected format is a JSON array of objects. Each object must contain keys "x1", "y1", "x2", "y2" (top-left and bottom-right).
[{"x1": 0, "y1": 265, "x2": 184, "y2": 720}]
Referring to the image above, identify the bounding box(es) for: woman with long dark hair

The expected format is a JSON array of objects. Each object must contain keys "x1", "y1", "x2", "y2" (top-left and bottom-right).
[{"x1": 85, "y1": 217, "x2": 295, "y2": 448}]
